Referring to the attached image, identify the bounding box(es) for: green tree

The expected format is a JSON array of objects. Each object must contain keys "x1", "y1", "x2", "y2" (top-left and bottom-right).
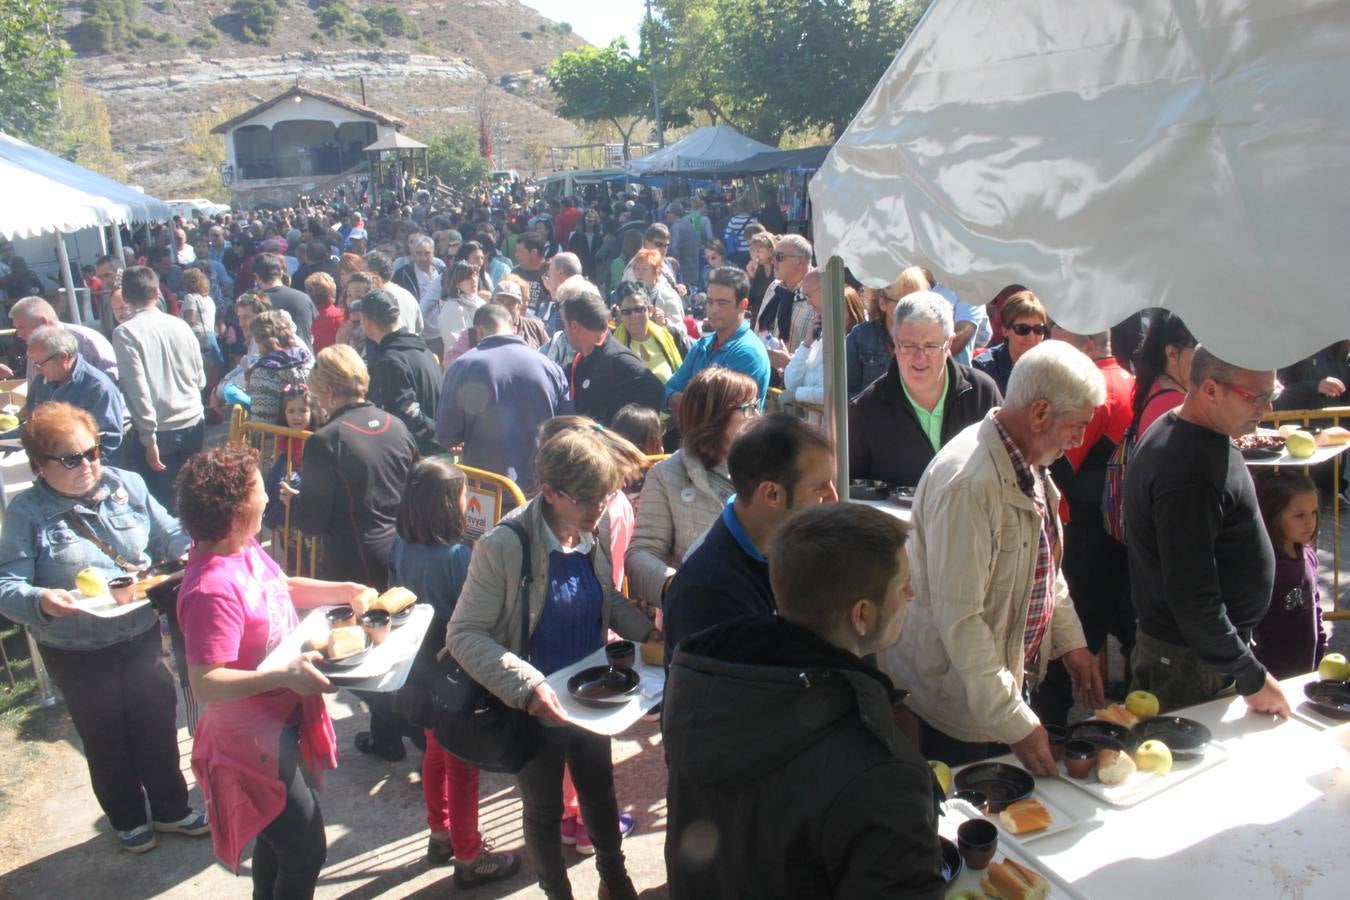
[
  {"x1": 78, "y1": 0, "x2": 142, "y2": 54},
  {"x1": 424, "y1": 128, "x2": 491, "y2": 195},
  {"x1": 40, "y1": 79, "x2": 128, "y2": 179},
  {"x1": 650, "y1": 0, "x2": 928, "y2": 145},
  {"x1": 0, "y1": 0, "x2": 71, "y2": 142},
  {"x1": 233, "y1": 0, "x2": 280, "y2": 44},
  {"x1": 547, "y1": 39, "x2": 651, "y2": 161}
]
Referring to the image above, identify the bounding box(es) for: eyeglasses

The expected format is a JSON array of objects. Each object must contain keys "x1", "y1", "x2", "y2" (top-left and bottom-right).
[
  {"x1": 30, "y1": 354, "x2": 59, "y2": 367},
  {"x1": 896, "y1": 341, "x2": 949, "y2": 357},
  {"x1": 552, "y1": 486, "x2": 617, "y2": 510},
  {"x1": 43, "y1": 446, "x2": 100, "y2": 469},
  {"x1": 1008, "y1": 323, "x2": 1051, "y2": 337},
  {"x1": 619, "y1": 306, "x2": 648, "y2": 316},
  {"x1": 735, "y1": 402, "x2": 761, "y2": 417},
  {"x1": 772, "y1": 252, "x2": 804, "y2": 263},
  {"x1": 1216, "y1": 381, "x2": 1274, "y2": 407}
]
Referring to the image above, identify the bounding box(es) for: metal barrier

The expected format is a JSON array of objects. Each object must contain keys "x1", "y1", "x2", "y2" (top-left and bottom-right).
[
  {"x1": 458, "y1": 464, "x2": 527, "y2": 539},
  {"x1": 1259, "y1": 406, "x2": 1350, "y2": 619},
  {"x1": 227, "y1": 405, "x2": 319, "y2": 577}
]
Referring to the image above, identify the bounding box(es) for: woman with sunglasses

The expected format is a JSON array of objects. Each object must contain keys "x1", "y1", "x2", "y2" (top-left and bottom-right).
[
  {"x1": 626, "y1": 366, "x2": 758, "y2": 613},
  {"x1": 973, "y1": 289, "x2": 1052, "y2": 394},
  {"x1": 448, "y1": 425, "x2": 656, "y2": 900},
  {"x1": 0, "y1": 402, "x2": 206, "y2": 854},
  {"x1": 611, "y1": 283, "x2": 684, "y2": 384}
]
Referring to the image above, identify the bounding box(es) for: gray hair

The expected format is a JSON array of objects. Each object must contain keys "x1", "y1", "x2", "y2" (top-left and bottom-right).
[
  {"x1": 1004, "y1": 341, "x2": 1107, "y2": 416},
  {"x1": 775, "y1": 233, "x2": 813, "y2": 260},
  {"x1": 10, "y1": 296, "x2": 57, "y2": 326},
  {"x1": 27, "y1": 325, "x2": 77, "y2": 359},
  {"x1": 553, "y1": 275, "x2": 601, "y2": 304},
  {"x1": 891, "y1": 290, "x2": 954, "y2": 339},
  {"x1": 550, "y1": 252, "x2": 583, "y2": 279},
  {"x1": 410, "y1": 235, "x2": 434, "y2": 253}
]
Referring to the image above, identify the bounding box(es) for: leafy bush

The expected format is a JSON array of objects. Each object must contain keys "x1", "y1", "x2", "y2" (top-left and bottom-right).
[
  {"x1": 232, "y1": 0, "x2": 280, "y2": 44},
  {"x1": 188, "y1": 26, "x2": 219, "y2": 49},
  {"x1": 362, "y1": 5, "x2": 418, "y2": 39},
  {"x1": 79, "y1": 0, "x2": 142, "y2": 54},
  {"x1": 520, "y1": 30, "x2": 533, "y2": 40}
]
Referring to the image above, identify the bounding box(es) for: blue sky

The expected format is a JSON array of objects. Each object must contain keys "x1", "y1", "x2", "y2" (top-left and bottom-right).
[{"x1": 520, "y1": 0, "x2": 645, "y2": 49}]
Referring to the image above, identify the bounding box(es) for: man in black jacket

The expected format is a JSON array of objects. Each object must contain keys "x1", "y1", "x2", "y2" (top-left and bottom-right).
[
  {"x1": 359, "y1": 289, "x2": 442, "y2": 455},
  {"x1": 663, "y1": 413, "x2": 837, "y2": 660},
  {"x1": 560, "y1": 281, "x2": 663, "y2": 425},
  {"x1": 253, "y1": 251, "x2": 317, "y2": 348},
  {"x1": 849, "y1": 290, "x2": 1002, "y2": 486},
  {"x1": 664, "y1": 503, "x2": 945, "y2": 900}
]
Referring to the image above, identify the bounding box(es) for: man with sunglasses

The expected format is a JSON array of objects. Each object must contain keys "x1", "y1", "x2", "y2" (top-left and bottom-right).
[
  {"x1": 756, "y1": 236, "x2": 815, "y2": 368},
  {"x1": 1124, "y1": 345, "x2": 1291, "y2": 716}
]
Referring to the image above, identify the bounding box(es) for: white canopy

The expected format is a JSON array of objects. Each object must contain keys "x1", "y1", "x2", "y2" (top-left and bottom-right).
[
  {"x1": 626, "y1": 125, "x2": 776, "y2": 176},
  {"x1": 810, "y1": 0, "x2": 1350, "y2": 370},
  {"x1": 0, "y1": 132, "x2": 172, "y2": 240}
]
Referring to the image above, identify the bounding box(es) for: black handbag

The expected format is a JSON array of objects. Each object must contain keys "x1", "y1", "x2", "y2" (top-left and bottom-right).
[{"x1": 429, "y1": 520, "x2": 541, "y2": 773}]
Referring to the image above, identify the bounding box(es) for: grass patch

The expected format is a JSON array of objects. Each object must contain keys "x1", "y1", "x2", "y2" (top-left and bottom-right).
[{"x1": 0, "y1": 625, "x2": 41, "y2": 729}]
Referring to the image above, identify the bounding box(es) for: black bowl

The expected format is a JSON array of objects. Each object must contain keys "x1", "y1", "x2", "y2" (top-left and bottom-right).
[
  {"x1": 939, "y1": 836, "x2": 964, "y2": 883},
  {"x1": 889, "y1": 485, "x2": 916, "y2": 506},
  {"x1": 1067, "y1": 719, "x2": 1135, "y2": 750},
  {"x1": 567, "y1": 665, "x2": 641, "y2": 707},
  {"x1": 1304, "y1": 680, "x2": 1350, "y2": 719},
  {"x1": 1133, "y1": 716, "x2": 1212, "y2": 759},
  {"x1": 314, "y1": 632, "x2": 372, "y2": 670},
  {"x1": 325, "y1": 605, "x2": 357, "y2": 628},
  {"x1": 952, "y1": 762, "x2": 1034, "y2": 813}
]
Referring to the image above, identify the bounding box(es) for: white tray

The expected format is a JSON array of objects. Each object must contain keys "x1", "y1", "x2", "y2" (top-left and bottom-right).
[
  {"x1": 1053, "y1": 740, "x2": 1229, "y2": 807},
  {"x1": 261, "y1": 603, "x2": 433, "y2": 692},
  {"x1": 71, "y1": 588, "x2": 151, "y2": 618},
  {"x1": 945, "y1": 787, "x2": 1084, "y2": 843},
  {"x1": 544, "y1": 646, "x2": 664, "y2": 736},
  {"x1": 939, "y1": 804, "x2": 1086, "y2": 898}
]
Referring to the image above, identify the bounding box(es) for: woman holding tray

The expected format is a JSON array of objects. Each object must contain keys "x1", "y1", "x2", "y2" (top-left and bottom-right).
[
  {"x1": 0, "y1": 402, "x2": 203, "y2": 855},
  {"x1": 448, "y1": 425, "x2": 657, "y2": 900},
  {"x1": 175, "y1": 444, "x2": 368, "y2": 897}
]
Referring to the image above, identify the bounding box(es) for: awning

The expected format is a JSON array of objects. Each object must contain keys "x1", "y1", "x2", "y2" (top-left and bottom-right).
[
  {"x1": 626, "y1": 125, "x2": 777, "y2": 176},
  {"x1": 675, "y1": 146, "x2": 831, "y2": 180},
  {"x1": 809, "y1": 0, "x2": 1350, "y2": 370},
  {"x1": 363, "y1": 133, "x2": 428, "y2": 152},
  {"x1": 0, "y1": 131, "x2": 172, "y2": 239}
]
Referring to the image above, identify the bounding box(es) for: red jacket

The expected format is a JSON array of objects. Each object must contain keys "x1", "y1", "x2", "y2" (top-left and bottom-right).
[{"x1": 1058, "y1": 356, "x2": 1134, "y2": 522}]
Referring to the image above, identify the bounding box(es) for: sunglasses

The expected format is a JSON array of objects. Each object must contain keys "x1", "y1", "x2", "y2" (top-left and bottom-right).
[
  {"x1": 772, "y1": 252, "x2": 804, "y2": 263},
  {"x1": 619, "y1": 306, "x2": 648, "y2": 316},
  {"x1": 1008, "y1": 323, "x2": 1051, "y2": 337},
  {"x1": 44, "y1": 446, "x2": 100, "y2": 469}
]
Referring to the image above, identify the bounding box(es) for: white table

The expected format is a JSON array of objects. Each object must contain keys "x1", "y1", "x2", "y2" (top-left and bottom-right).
[
  {"x1": 853, "y1": 496, "x2": 912, "y2": 522},
  {"x1": 988, "y1": 674, "x2": 1346, "y2": 898},
  {"x1": 1243, "y1": 441, "x2": 1350, "y2": 469}
]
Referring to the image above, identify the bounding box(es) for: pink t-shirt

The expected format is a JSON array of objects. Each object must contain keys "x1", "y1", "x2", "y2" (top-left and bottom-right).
[
  {"x1": 179, "y1": 538, "x2": 297, "y2": 670},
  {"x1": 606, "y1": 490, "x2": 635, "y2": 591},
  {"x1": 1137, "y1": 386, "x2": 1184, "y2": 435}
]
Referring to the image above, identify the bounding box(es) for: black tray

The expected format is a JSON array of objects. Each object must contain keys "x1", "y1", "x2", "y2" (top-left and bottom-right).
[
  {"x1": 1132, "y1": 716, "x2": 1211, "y2": 759},
  {"x1": 952, "y1": 762, "x2": 1034, "y2": 813},
  {"x1": 567, "y1": 665, "x2": 641, "y2": 707},
  {"x1": 1304, "y1": 680, "x2": 1350, "y2": 719},
  {"x1": 1066, "y1": 719, "x2": 1134, "y2": 750}
]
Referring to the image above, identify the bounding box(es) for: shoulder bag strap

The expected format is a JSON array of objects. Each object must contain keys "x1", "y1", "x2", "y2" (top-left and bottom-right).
[
  {"x1": 500, "y1": 520, "x2": 533, "y2": 662},
  {"x1": 62, "y1": 512, "x2": 139, "y2": 572}
]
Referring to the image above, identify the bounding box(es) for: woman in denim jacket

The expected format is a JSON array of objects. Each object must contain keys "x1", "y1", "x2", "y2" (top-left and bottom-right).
[
  {"x1": 0, "y1": 402, "x2": 203, "y2": 854},
  {"x1": 846, "y1": 287, "x2": 896, "y2": 397}
]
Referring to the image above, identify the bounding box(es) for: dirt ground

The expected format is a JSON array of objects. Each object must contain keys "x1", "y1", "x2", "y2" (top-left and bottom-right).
[{"x1": 0, "y1": 688, "x2": 671, "y2": 899}]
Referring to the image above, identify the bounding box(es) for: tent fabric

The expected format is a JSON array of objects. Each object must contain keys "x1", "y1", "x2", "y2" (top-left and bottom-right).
[
  {"x1": 626, "y1": 125, "x2": 776, "y2": 176},
  {"x1": 676, "y1": 146, "x2": 831, "y2": 179},
  {"x1": 362, "y1": 133, "x2": 428, "y2": 152},
  {"x1": 0, "y1": 132, "x2": 172, "y2": 239},
  {"x1": 809, "y1": 0, "x2": 1350, "y2": 370}
]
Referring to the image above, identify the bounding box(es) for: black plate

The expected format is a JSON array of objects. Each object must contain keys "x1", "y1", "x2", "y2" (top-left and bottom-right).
[
  {"x1": 952, "y1": 762, "x2": 1034, "y2": 813},
  {"x1": 1132, "y1": 716, "x2": 1211, "y2": 759},
  {"x1": 1304, "y1": 680, "x2": 1350, "y2": 719},
  {"x1": 1240, "y1": 446, "x2": 1285, "y2": 461},
  {"x1": 567, "y1": 665, "x2": 640, "y2": 707},
  {"x1": 1067, "y1": 719, "x2": 1134, "y2": 750},
  {"x1": 939, "y1": 836, "x2": 963, "y2": 883},
  {"x1": 848, "y1": 480, "x2": 890, "y2": 501},
  {"x1": 314, "y1": 633, "x2": 372, "y2": 670}
]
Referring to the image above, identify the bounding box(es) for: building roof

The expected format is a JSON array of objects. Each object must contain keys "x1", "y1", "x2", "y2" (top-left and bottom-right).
[
  {"x1": 211, "y1": 86, "x2": 407, "y2": 135},
  {"x1": 363, "y1": 132, "x2": 429, "y2": 152}
]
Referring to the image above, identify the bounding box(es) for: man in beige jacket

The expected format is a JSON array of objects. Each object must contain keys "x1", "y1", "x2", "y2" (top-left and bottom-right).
[{"x1": 881, "y1": 341, "x2": 1106, "y2": 775}]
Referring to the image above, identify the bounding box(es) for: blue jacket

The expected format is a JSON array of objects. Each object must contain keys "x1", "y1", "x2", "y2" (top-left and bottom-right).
[
  {"x1": 23, "y1": 354, "x2": 128, "y2": 459},
  {"x1": 664, "y1": 321, "x2": 771, "y2": 410},
  {"x1": 436, "y1": 334, "x2": 572, "y2": 491},
  {"x1": 972, "y1": 342, "x2": 1015, "y2": 395},
  {"x1": 0, "y1": 467, "x2": 189, "y2": 650},
  {"x1": 389, "y1": 537, "x2": 473, "y2": 621},
  {"x1": 846, "y1": 321, "x2": 891, "y2": 398}
]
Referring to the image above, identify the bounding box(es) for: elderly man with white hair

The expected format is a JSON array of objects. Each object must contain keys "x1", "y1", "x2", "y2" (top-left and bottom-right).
[
  {"x1": 881, "y1": 341, "x2": 1106, "y2": 775},
  {"x1": 15, "y1": 326, "x2": 128, "y2": 461},
  {"x1": 848, "y1": 291, "x2": 1002, "y2": 487},
  {"x1": 756, "y1": 234, "x2": 815, "y2": 365},
  {"x1": 0, "y1": 296, "x2": 119, "y2": 382}
]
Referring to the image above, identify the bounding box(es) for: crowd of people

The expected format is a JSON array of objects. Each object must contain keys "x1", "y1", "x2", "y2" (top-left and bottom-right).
[{"x1": 0, "y1": 182, "x2": 1341, "y2": 899}]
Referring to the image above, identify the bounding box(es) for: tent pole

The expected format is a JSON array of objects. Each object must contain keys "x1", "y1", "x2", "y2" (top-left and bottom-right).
[
  {"x1": 823, "y1": 256, "x2": 849, "y2": 493},
  {"x1": 111, "y1": 226, "x2": 126, "y2": 266},
  {"x1": 54, "y1": 233, "x2": 84, "y2": 326},
  {"x1": 97, "y1": 226, "x2": 108, "y2": 256}
]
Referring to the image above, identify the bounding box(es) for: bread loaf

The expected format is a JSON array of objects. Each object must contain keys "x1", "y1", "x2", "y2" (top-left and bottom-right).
[
  {"x1": 1319, "y1": 426, "x2": 1350, "y2": 446},
  {"x1": 1093, "y1": 703, "x2": 1140, "y2": 728},
  {"x1": 372, "y1": 586, "x2": 416, "y2": 615},
  {"x1": 982, "y1": 858, "x2": 1049, "y2": 900},
  {"x1": 326, "y1": 626, "x2": 367, "y2": 660},
  {"x1": 998, "y1": 798, "x2": 1052, "y2": 834},
  {"x1": 1097, "y1": 748, "x2": 1138, "y2": 785}
]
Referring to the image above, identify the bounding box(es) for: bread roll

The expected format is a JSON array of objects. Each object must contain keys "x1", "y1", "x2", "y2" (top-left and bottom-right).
[
  {"x1": 998, "y1": 799, "x2": 1052, "y2": 834},
  {"x1": 372, "y1": 586, "x2": 416, "y2": 615},
  {"x1": 1319, "y1": 426, "x2": 1350, "y2": 446},
  {"x1": 984, "y1": 859, "x2": 1049, "y2": 900},
  {"x1": 1093, "y1": 703, "x2": 1140, "y2": 727},
  {"x1": 326, "y1": 626, "x2": 367, "y2": 660},
  {"x1": 353, "y1": 587, "x2": 378, "y2": 611},
  {"x1": 1097, "y1": 747, "x2": 1138, "y2": 785}
]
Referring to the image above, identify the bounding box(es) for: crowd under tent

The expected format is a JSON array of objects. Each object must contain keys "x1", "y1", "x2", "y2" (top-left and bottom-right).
[{"x1": 625, "y1": 125, "x2": 777, "y2": 177}]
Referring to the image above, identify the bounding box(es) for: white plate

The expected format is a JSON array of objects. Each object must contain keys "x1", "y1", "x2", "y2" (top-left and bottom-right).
[
  {"x1": 939, "y1": 804, "x2": 1087, "y2": 898},
  {"x1": 945, "y1": 790, "x2": 1083, "y2": 843},
  {"x1": 1053, "y1": 740, "x2": 1229, "y2": 807},
  {"x1": 260, "y1": 603, "x2": 433, "y2": 683},
  {"x1": 71, "y1": 589, "x2": 150, "y2": 618}
]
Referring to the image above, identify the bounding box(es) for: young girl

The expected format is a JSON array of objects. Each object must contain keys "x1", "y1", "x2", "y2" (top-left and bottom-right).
[
  {"x1": 610, "y1": 404, "x2": 664, "y2": 511},
  {"x1": 389, "y1": 458, "x2": 519, "y2": 886},
  {"x1": 262, "y1": 384, "x2": 324, "y2": 531},
  {"x1": 1253, "y1": 472, "x2": 1328, "y2": 678}
]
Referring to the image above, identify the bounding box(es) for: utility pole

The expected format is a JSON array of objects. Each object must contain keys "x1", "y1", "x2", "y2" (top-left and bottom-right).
[{"x1": 645, "y1": 0, "x2": 665, "y2": 147}]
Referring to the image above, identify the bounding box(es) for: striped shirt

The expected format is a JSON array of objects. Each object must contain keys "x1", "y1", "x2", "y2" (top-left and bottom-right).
[{"x1": 992, "y1": 416, "x2": 1058, "y2": 667}]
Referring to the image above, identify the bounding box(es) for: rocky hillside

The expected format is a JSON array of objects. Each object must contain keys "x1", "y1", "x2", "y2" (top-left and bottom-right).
[{"x1": 64, "y1": 0, "x2": 588, "y2": 196}]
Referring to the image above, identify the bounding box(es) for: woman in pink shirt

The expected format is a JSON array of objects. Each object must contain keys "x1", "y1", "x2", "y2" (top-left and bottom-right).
[
  {"x1": 176, "y1": 445, "x2": 369, "y2": 898},
  {"x1": 1132, "y1": 311, "x2": 1197, "y2": 434}
]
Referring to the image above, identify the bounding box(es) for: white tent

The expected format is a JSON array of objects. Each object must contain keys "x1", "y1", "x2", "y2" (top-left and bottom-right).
[
  {"x1": 810, "y1": 0, "x2": 1350, "y2": 371},
  {"x1": 626, "y1": 125, "x2": 777, "y2": 176}
]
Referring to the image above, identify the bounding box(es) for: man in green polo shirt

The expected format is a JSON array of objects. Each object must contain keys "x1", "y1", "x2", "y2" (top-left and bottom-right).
[{"x1": 849, "y1": 291, "x2": 1003, "y2": 486}]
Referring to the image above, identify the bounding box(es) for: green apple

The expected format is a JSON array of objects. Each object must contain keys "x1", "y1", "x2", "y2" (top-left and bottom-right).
[
  {"x1": 928, "y1": 760, "x2": 952, "y2": 796},
  {"x1": 1125, "y1": 690, "x2": 1160, "y2": 720},
  {"x1": 1134, "y1": 739, "x2": 1173, "y2": 775},
  {"x1": 1287, "y1": 430, "x2": 1317, "y2": 458},
  {"x1": 1318, "y1": 652, "x2": 1350, "y2": 681}
]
